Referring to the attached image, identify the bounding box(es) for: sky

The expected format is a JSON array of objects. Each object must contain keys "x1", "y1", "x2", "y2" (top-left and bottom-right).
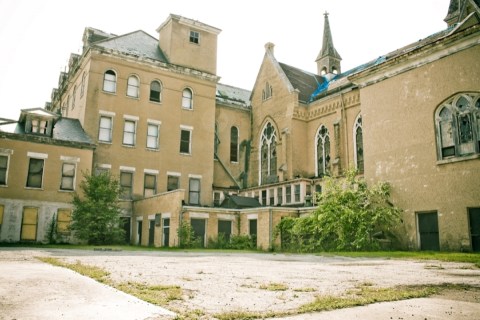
[{"x1": 0, "y1": 0, "x2": 451, "y2": 120}]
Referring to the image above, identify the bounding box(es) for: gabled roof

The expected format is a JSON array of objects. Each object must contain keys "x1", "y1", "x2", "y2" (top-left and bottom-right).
[
  {"x1": 278, "y1": 63, "x2": 326, "y2": 103},
  {"x1": 92, "y1": 30, "x2": 168, "y2": 63},
  {"x1": 216, "y1": 83, "x2": 251, "y2": 109}
]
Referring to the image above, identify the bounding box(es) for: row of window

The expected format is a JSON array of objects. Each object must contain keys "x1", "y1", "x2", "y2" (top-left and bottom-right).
[
  {"x1": 102, "y1": 70, "x2": 194, "y2": 109},
  {"x1": 98, "y1": 115, "x2": 193, "y2": 154},
  {"x1": 259, "y1": 114, "x2": 364, "y2": 185},
  {"x1": 0, "y1": 153, "x2": 77, "y2": 191}
]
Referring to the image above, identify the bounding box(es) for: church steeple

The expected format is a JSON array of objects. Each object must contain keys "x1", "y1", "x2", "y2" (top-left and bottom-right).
[{"x1": 316, "y1": 12, "x2": 342, "y2": 78}]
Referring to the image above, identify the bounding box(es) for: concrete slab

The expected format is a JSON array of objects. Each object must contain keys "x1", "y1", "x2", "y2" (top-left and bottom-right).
[{"x1": 0, "y1": 259, "x2": 175, "y2": 320}]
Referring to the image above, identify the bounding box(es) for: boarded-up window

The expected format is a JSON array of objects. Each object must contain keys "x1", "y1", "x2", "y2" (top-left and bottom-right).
[
  {"x1": 57, "y1": 209, "x2": 71, "y2": 234},
  {"x1": 21, "y1": 207, "x2": 38, "y2": 241}
]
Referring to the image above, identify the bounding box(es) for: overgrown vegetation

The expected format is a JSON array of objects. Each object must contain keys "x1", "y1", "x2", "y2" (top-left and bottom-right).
[
  {"x1": 208, "y1": 234, "x2": 257, "y2": 250},
  {"x1": 276, "y1": 169, "x2": 402, "y2": 252},
  {"x1": 177, "y1": 222, "x2": 203, "y2": 249},
  {"x1": 70, "y1": 171, "x2": 125, "y2": 245}
]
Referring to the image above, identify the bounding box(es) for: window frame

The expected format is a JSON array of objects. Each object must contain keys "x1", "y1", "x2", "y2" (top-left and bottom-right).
[
  {"x1": 98, "y1": 115, "x2": 113, "y2": 143},
  {"x1": 120, "y1": 171, "x2": 134, "y2": 200},
  {"x1": 26, "y1": 157, "x2": 45, "y2": 189},
  {"x1": 259, "y1": 122, "x2": 277, "y2": 185},
  {"x1": 189, "y1": 178, "x2": 201, "y2": 205},
  {"x1": 353, "y1": 114, "x2": 364, "y2": 173},
  {"x1": 182, "y1": 88, "x2": 193, "y2": 110},
  {"x1": 143, "y1": 173, "x2": 157, "y2": 197},
  {"x1": 189, "y1": 30, "x2": 200, "y2": 44},
  {"x1": 126, "y1": 75, "x2": 140, "y2": 98},
  {"x1": 122, "y1": 119, "x2": 137, "y2": 146},
  {"x1": 146, "y1": 122, "x2": 160, "y2": 150},
  {"x1": 103, "y1": 69, "x2": 117, "y2": 93},
  {"x1": 56, "y1": 208, "x2": 72, "y2": 234},
  {"x1": 0, "y1": 153, "x2": 10, "y2": 186},
  {"x1": 180, "y1": 127, "x2": 192, "y2": 155},
  {"x1": 60, "y1": 162, "x2": 76, "y2": 191},
  {"x1": 149, "y1": 80, "x2": 162, "y2": 103},
  {"x1": 230, "y1": 126, "x2": 239, "y2": 162},
  {"x1": 315, "y1": 125, "x2": 331, "y2": 177},
  {"x1": 167, "y1": 175, "x2": 180, "y2": 191}
]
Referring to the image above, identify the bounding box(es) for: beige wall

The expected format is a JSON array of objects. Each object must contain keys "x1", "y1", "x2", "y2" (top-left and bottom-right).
[{"x1": 360, "y1": 45, "x2": 480, "y2": 250}]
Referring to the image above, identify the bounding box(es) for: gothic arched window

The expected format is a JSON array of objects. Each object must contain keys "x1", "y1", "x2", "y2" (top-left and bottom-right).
[
  {"x1": 259, "y1": 122, "x2": 277, "y2": 184},
  {"x1": 435, "y1": 93, "x2": 480, "y2": 160},
  {"x1": 354, "y1": 115, "x2": 364, "y2": 172},
  {"x1": 316, "y1": 125, "x2": 330, "y2": 176}
]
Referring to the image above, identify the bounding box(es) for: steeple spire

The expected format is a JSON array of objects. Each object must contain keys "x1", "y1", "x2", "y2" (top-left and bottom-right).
[{"x1": 316, "y1": 12, "x2": 342, "y2": 77}]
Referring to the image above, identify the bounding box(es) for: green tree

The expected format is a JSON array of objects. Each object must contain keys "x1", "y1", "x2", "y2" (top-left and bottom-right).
[
  {"x1": 70, "y1": 171, "x2": 125, "y2": 245},
  {"x1": 276, "y1": 169, "x2": 402, "y2": 252}
]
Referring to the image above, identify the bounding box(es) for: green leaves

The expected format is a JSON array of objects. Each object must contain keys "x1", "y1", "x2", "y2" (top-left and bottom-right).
[
  {"x1": 70, "y1": 171, "x2": 125, "y2": 245},
  {"x1": 277, "y1": 168, "x2": 402, "y2": 252}
]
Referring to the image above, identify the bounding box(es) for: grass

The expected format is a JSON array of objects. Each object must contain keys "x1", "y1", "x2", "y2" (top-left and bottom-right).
[
  {"x1": 259, "y1": 282, "x2": 288, "y2": 291},
  {"x1": 36, "y1": 257, "x2": 110, "y2": 282}
]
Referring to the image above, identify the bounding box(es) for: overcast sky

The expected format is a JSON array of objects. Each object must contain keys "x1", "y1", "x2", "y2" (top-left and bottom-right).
[{"x1": 0, "y1": 0, "x2": 451, "y2": 120}]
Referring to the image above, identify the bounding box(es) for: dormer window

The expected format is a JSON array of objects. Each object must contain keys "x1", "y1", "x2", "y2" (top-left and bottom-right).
[
  {"x1": 32, "y1": 119, "x2": 48, "y2": 134},
  {"x1": 189, "y1": 30, "x2": 199, "y2": 44}
]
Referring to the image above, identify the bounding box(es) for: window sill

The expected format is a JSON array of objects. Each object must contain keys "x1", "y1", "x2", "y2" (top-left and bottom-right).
[
  {"x1": 126, "y1": 95, "x2": 140, "y2": 100},
  {"x1": 25, "y1": 187, "x2": 44, "y2": 190},
  {"x1": 149, "y1": 100, "x2": 162, "y2": 105},
  {"x1": 122, "y1": 145, "x2": 136, "y2": 149},
  {"x1": 58, "y1": 189, "x2": 74, "y2": 193},
  {"x1": 146, "y1": 148, "x2": 160, "y2": 152},
  {"x1": 181, "y1": 107, "x2": 193, "y2": 111},
  {"x1": 102, "y1": 91, "x2": 116, "y2": 95},
  {"x1": 180, "y1": 152, "x2": 192, "y2": 156},
  {"x1": 437, "y1": 153, "x2": 480, "y2": 165},
  {"x1": 98, "y1": 141, "x2": 112, "y2": 145}
]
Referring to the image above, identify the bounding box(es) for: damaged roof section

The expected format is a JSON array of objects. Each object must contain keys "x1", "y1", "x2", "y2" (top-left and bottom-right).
[
  {"x1": 216, "y1": 83, "x2": 251, "y2": 109},
  {"x1": 278, "y1": 63, "x2": 326, "y2": 103}
]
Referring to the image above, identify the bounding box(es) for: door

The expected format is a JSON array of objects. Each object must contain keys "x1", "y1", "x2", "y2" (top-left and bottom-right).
[
  {"x1": 21, "y1": 207, "x2": 38, "y2": 241},
  {"x1": 148, "y1": 220, "x2": 155, "y2": 246},
  {"x1": 218, "y1": 220, "x2": 232, "y2": 241},
  {"x1": 122, "y1": 217, "x2": 131, "y2": 244},
  {"x1": 249, "y1": 219, "x2": 258, "y2": 247},
  {"x1": 137, "y1": 220, "x2": 143, "y2": 245},
  {"x1": 418, "y1": 212, "x2": 440, "y2": 251},
  {"x1": 163, "y1": 218, "x2": 170, "y2": 247},
  {"x1": 191, "y1": 218, "x2": 206, "y2": 247},
  {"x1": 469, "y1": 208, "x2": 480, "y2": 252}
]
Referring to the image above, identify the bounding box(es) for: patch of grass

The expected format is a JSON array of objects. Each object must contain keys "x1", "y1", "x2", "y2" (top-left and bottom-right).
[
  {"x1": 214, "y1": 310, "x2": 287, "y2": 320},
  {"x1": 300, "y1": 284, "x2": 438, "y2": 313},
  {"x1": 114, "y1": 282, "x2": 182, "y2": 306},
  {"x1": 293, "y1": 287, "x2": 316, "y2": 292},
  {"x1": 172, "y1": 309, "x2": 205, "y2": 320},
  {"x1": 36, "y1": 257, "x2": 109, "y2": 282},
  {"x1": 259, "y1": 282, "x2": 288, "y2": 291}
]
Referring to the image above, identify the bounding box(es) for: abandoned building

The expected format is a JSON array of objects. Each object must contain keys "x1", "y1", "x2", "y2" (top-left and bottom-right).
[{"x1": 0, "y1": 0, "x2": 479, "y2": 251}]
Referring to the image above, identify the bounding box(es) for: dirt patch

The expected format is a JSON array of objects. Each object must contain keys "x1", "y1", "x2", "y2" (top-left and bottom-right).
[{"x1": 2, "y1": 249, "x2": 480, "y2": 319}]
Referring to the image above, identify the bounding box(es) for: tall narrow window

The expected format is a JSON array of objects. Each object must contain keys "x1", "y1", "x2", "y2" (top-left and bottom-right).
[
  {"x1": 435, "y1": 93, "x2": 480, "y2": 159},
  {"x1": 120, "y1": 171, "x2": 133, "y2": 199},
  {"x1": 144, "y1": 174, "x2": 156, "y2": 197},
  {"x1": 230, "y1": 126, "x2": 239, "y2": 162},
  {"x1": 26, "y1": 158, "x2": 44, "y2": 188},
  {"x1": 316, "y1": 125, "x2": 330, "y2": 176},
  {"x1": 147, "y1": 123, "x2": 160, "y2": 149},
  {"x1": 80, "y1": 72, "x2": 86, "y2": 97},
  {"x1": 259, "y1": 122, "x2": 277, "y2": 185},
  {"x1": 189, "y1": 31, "x2": 199, "y2": 44},
  {"x1": 294, "y1": 184, "x2": 301, "y2": 202},
  {"x1": 98, "y1": 116, "x2": 113, "y2": 142},
  {"x1": 182, "y1": 88, "x2": 193, "y2": 109},
  {"x1": 354, "y1": 115, "x2": 364, "y2": 172},
  {"x1": 149, "y1": 80, "x2": 161, "y2": 102},
  {"x1": 180, "y1": 129, "x2": 192, "y2": 154},
  {"x1": 103, "y1": 70, "x2": 116, "y2": 93},
  {"x1": 127, "y1": 75, "x2": 140, "y2": 98},
  {"x1": 262, "y1": 82, "x2": 273, "y2": 101},
  {"x1": 123, "y1": 120, "x2": 136, "y2": 146},
  {"x1": 72, "y1": 86, "x2": 77, "y2": 109},
  {"x1": 0, "y1": 155, "x2": 8, "y2": 186},
  {"x1": 60, "y1": 163, "x2": 76, "y2": 191},
  {"x1": 214, "y1": 123, "x2": 220, "y2": 159},
  {"x1": 189, "y1": 178, "x2": 201, "y2": 205}
]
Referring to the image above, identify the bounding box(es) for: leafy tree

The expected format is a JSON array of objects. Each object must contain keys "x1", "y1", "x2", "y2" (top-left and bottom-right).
[
  {"x1": 276, "y1": 169, "x2": 402, "y2": 252},
  {"x1": 70, "y1": 171, "x2": 125, "y2": 245}
]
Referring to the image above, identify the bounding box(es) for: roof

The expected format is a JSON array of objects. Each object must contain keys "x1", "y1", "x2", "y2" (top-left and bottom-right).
[
  {"x1": 216, "y1": 83, "x2": 251, "y2": 109},
  {"x1": 220, "y1": 195, "x2": 261, "y2": 209},
  {"x1": 278, "y1": 63, "x2": 326, "y2": 103},
  {"x1": 92, "y1": 30, "x2": 168, "y2": 63},
  {"x1": 52, "y1": 118, "x2": 95, "y2": 144}
]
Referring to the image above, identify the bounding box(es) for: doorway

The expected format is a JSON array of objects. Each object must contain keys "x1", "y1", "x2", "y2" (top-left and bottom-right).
[
  {"x1": 469, "y1": 208, "x2": 480, "y2": 252},
  {"x1": 417, "y1": 211, "x2": 440, "y2": 251},
  {"x1": 191, "y1": 218, "x2": 206, "y2": 247}
]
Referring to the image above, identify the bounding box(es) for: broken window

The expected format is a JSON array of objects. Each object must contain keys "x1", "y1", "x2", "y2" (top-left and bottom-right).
[
  {"x1": 144, "y1": 174, "x2": 156, "y2": 197},
  {"x1": 120, "y1": 171, "x2": 133, "y2": 199},
  {"x1": 259, "y1": 122, "x2": 278, "y2": 185},
  {"x1": 150, "y1": 80, "x2": 161, "y2": 102},
  {"x1": 435, "y1": 93, "x2": 480, "y2": 160},
  {"x1": 354, "y1": 115, "x2": 364, "y2": 172},
  {"x1": 167, "y1": 175, "x2": 179, "y2": 191},
  {"x1": 60, "y1": 163, "x2": 76, "y2": 191},
  {"x1": 26, "y1": 158, "x2": 44, "y2": 188},
  {"x1": 316, "y1": 125, "x2": 331, "y2": 176}
]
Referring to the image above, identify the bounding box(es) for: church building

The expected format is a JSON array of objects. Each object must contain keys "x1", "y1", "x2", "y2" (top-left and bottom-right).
[{"x1": 1, "y1": 0, "x2": 479, "y2": 251}]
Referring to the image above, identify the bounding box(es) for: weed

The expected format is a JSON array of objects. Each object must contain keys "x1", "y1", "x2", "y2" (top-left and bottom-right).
[{"x1": 259, "y1": 282, "x2": 288, "y2": 291}]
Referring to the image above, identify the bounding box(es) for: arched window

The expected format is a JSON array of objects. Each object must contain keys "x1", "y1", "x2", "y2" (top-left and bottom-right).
[
  {"x1": 354, "y1": 114, "x2": 364, "y2": 172},
  {"x1": 435, "y1": 92, "x2": 480, "y2": 160},
  {"x1": 103, "y1": 70, "x2": 116, "y2": 93},
  {"x1": 230, "y1": 126, "x2": 239, "y2": 162},
  {"x1": 182, "y1": 88, "x2": 193, "y2": 109},
  {"x1": 126, "y1": 75, "x2": 139, "y2": 98},
  {"x1": 259, "y1": 122, "x2": 277, "y2": 184},
  {"x1": 316, "y1": 125, "x2": 330, "y2": 176},
  {"x1": 150, "y1": 80, "x2": 161, "y2": 102}
]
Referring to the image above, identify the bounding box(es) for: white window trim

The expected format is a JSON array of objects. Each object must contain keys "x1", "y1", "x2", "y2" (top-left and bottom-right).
[
  {"x1": 119, "y1": 166, "x2": 136, "y2": 172},
  {"x1": 167, "y1": 171, "x2": 181, "y2": 177},
  {"x1": 247, "y1": 214, "x2": 258, "y2": 220},
  {"x1": 27, "y1": 152, "x2": 48, "y2": 159},
  {"x1": 99, "y1": 110, "x2": 116, "y2": 117},
  {"x1": 122, "y1": 119, "x2": 137, "y2": 146},
  {"x1": 97, "y1": 163, "x2": 112, "y2": 169},
  {"x1": 144, "y1": 168, "x2": 159, "y2": 175},
  {"x1": 60, "y1": 156, "x2": 80, "y2": 163},
  {"x1": 147, "y1": 119, "x2": 162, "y2": 125},
  {"x1": 60, "y1": 162, "x2": 77, "y2": 191},
  {"x1": 189, "y1": 212, "x2": 209, "y2": 219},
  {"x1": 123, "y1": 114, "x2": 140, "y2": 121},
  {"x1": 188, "y1": 174, "x2": 202, "y2": 179},
  {"x1": 180, "y1": 124, "x2": 194, "y2": 131}
]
